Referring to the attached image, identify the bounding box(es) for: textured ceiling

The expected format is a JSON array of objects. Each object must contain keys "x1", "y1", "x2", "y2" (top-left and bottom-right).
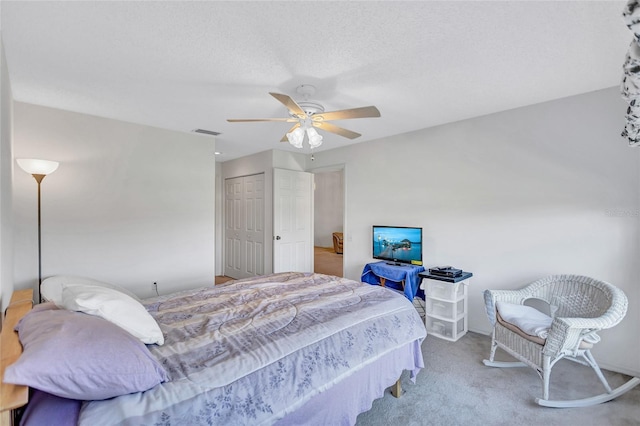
[{"x1": 0, "y1": 1, "x2": 632, "y2": 161}]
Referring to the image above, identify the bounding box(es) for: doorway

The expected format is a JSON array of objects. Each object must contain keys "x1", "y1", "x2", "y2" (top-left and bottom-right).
[{"x1": 312, "y1": 167, "x2": 344, "y2": 277}]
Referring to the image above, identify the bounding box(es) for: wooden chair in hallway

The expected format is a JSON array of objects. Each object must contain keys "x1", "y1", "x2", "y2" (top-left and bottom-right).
[{"x1": 332, "y1": 232, "x2": 343, "y2": 254}]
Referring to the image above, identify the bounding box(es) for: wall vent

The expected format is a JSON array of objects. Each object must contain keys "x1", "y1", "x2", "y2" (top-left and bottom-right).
[{"x1": 192, "y1": 129, "x2": 221, "y2": 136}]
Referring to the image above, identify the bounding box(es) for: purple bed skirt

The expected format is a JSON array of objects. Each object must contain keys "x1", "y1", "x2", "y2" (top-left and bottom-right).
[{"x1": 274, "y1": 339, "x2": 424, "y2": 425}]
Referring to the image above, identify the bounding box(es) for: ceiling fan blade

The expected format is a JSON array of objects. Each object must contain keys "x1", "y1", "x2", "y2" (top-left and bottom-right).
[
  {"x1": 313, "y1": 122, "x2": 361, "y2": 139},
  {"x1": 269, "y1": 92, "x2": 307, "y2": 118},
  {"x1": 280, "y1": 123, "x2": 301, "y2": 142},
  {"x1": 313, "y1": 106, "x2": 380, "y2": 121},
  {"x1": 227, "y1": 118, "x2": 297, "y2": 122}
]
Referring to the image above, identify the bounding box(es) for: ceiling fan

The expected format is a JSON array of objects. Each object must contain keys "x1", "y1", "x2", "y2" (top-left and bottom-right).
[{"x1": 227, "y1": 85, "x2": 381, "y2": 149}]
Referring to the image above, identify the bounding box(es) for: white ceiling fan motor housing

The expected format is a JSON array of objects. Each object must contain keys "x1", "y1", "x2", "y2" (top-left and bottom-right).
[{"x1": 294, "y1": 84, "x2": 325, "y2": 116}]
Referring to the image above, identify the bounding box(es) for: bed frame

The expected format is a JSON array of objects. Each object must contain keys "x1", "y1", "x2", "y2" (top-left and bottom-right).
[{"x1": 0, "y1": 289, "x2": 33, "y2": 426}]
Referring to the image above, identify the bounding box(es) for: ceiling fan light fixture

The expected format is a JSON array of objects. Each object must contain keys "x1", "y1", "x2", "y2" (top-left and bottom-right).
[
  {"x1": 286, "y1": 127, "x2": 305, "y2": 148},
  {"x1": 306, "y1": 127, "x2": 323, "y2": 148},
  {"x1": 227, "y1": 87, "x2": 380, "y2": 147}
]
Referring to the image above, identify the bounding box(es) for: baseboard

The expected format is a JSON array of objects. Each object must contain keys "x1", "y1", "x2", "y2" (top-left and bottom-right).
[
  {"x1": 598, "y1": 362, "x2": 640, "y2": 378},
  {"x1": 468, "y1": 327, "x2": 491, "y2": 337}
]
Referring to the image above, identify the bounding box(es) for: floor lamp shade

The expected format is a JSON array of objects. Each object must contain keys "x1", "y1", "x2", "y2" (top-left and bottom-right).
[
  {"x1": 16, "y1": 159, "x2": 59, "y2": 176},
  {"x1": 16, "y1": 158, "x2": 59, "y2": 303}
]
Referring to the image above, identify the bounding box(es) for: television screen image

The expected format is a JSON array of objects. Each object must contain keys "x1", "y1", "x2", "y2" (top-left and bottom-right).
[{"x1": 372, "y1": 226, "x2": 422, "y2": 265}]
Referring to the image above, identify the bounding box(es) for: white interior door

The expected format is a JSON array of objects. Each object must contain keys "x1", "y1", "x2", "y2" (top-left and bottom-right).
[
  {"x1": 224, "y1": 174, "x2": 265, "y2": 279},
  {"x1": 243, "y1": 173, "x2": 265, "y2": 277},
  {"x1": 273, "y1": 168, "x2": 313, "y2": 273},
  {"x1": 225, "y1": 177, "x2": 242, "y2": 279}
]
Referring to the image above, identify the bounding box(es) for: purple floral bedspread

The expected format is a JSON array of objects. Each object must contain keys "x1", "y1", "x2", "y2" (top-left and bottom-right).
[{"x1": 78, "y1": 272, "x2": 426, "y2": 425}]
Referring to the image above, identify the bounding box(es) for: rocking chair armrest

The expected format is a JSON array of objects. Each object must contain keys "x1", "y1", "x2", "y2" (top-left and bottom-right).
[
  {"x1": 544, "y1": 316, "x2": 607, "y2": 358},
  {"x1": 555, "y1": 315, "x2": 621, "y2": 330}
]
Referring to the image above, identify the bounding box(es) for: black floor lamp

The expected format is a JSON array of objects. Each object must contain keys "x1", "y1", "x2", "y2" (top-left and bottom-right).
[{"x1": 17, "y1": 158, "x2": 59, "y2": 303}]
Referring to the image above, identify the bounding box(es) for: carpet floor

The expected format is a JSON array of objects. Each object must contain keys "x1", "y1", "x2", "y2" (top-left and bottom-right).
[
  {"x1": 356, "y1": 332, "x2": 640, "y2": 426},
  {"x1": 313, "y1": 246, "x2": 343, "y2": 277}
]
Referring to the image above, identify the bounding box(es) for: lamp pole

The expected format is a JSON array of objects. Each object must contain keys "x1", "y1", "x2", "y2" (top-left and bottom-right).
[
  {"x1": 16, "y1": 159, "x2": 59, "y2": 304},
  {"x1": 33, "y1": 174, "x2": 46, "y2": 302}
]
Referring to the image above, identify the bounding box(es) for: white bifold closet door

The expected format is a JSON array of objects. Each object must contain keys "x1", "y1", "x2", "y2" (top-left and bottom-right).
[{"x1": 224, "y1": 173, "x2": 265, "y2": 279}]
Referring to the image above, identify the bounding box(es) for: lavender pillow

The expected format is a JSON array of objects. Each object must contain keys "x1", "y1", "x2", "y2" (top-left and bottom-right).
[{"x1": 4, "y1": 308, "x2": 168, "y2": 400}]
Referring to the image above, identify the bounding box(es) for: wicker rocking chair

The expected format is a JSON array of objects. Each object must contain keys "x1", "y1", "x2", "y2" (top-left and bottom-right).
[{"x1": 483, "y1": 275, "x2": 640, "y2": 408}]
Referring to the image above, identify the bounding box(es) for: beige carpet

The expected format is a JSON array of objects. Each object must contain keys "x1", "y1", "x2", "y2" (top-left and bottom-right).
[
  {"x1": 214, "y1": 275, "x2": 233, "y2": 285},
  {"x1": 314, "y1": 246, "x2": 343, "y2": 277},
  {"x1": 356, "y1": 332, "x2": 640, "y2": 426}
]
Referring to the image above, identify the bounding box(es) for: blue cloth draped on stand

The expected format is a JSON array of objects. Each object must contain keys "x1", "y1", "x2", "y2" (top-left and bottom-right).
[{"x1": 361, "y1": 261, "x2": 425, "y2": 301}]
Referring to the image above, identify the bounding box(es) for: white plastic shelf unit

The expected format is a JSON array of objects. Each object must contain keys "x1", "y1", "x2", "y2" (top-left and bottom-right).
[{"x1": 419, "y1": 272, "x2": 472, "y2": 342}]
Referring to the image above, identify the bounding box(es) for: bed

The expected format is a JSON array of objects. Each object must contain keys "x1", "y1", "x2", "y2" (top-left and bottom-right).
[{"x1": 1, "y1": 272, "x2": 426, "y2": 425}]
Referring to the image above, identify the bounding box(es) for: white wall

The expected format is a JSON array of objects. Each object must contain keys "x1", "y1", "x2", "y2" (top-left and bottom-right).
[
  {"x1": 310, "y1": 87, "x2": 640, "y2": 375},
  {"x1": 314, "y1": 170, "x2": 344, "y2": 247},
  {"x1": 0, "y1": 35, "x2": 13, "y2": 315},
  {"x1": 12, "y1": 102, "x2": 216, "y2": 298}
]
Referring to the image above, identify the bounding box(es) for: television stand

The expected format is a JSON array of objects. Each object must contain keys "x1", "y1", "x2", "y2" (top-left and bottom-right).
[
  {"x1": 361, "y1": 261, "x2": 426, "y2": 301},
  {"x1": 385, "y1": 262, "x2": 404, "y2": 266}
]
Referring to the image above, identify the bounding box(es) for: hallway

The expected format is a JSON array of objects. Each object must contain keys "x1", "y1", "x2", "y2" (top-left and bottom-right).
[{"x1": 313, "y1": 246, "x2": 343, "y2": 277}]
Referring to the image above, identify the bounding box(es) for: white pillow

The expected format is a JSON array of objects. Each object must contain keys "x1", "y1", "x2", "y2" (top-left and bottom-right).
[
  {"x1": 61, "y1": 285, "x2": 164, "y2": 346},
  {"x1": 496, "y1": 301, "x2": 553, "y2": 339},
  {"x1": 41, "y1": 275, "x2": 140, "y2": 305}
]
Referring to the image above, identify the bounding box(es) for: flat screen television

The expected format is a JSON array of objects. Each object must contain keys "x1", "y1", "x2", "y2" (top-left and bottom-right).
[{"x1": 372, "y1": 225, "x2": 423, "y2": 265}]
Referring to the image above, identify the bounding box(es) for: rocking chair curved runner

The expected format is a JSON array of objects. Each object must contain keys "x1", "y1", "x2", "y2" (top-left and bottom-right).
[{"x1": 483, "y1": 275, "x2": 640, "y2": 408}]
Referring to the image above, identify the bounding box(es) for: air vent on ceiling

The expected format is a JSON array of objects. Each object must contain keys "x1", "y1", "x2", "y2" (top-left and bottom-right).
[{"x1": 192, "y1": 129, "x2": 221, "y2": 136}]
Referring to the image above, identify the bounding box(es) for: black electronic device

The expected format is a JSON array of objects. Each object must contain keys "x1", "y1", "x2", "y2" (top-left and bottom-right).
[
  {"x1": 428, "y1": 266, "x2": 463, "y2": 278},
  {"x1": 372, "y1": 225, "x2": 422, "y2": 265}
]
